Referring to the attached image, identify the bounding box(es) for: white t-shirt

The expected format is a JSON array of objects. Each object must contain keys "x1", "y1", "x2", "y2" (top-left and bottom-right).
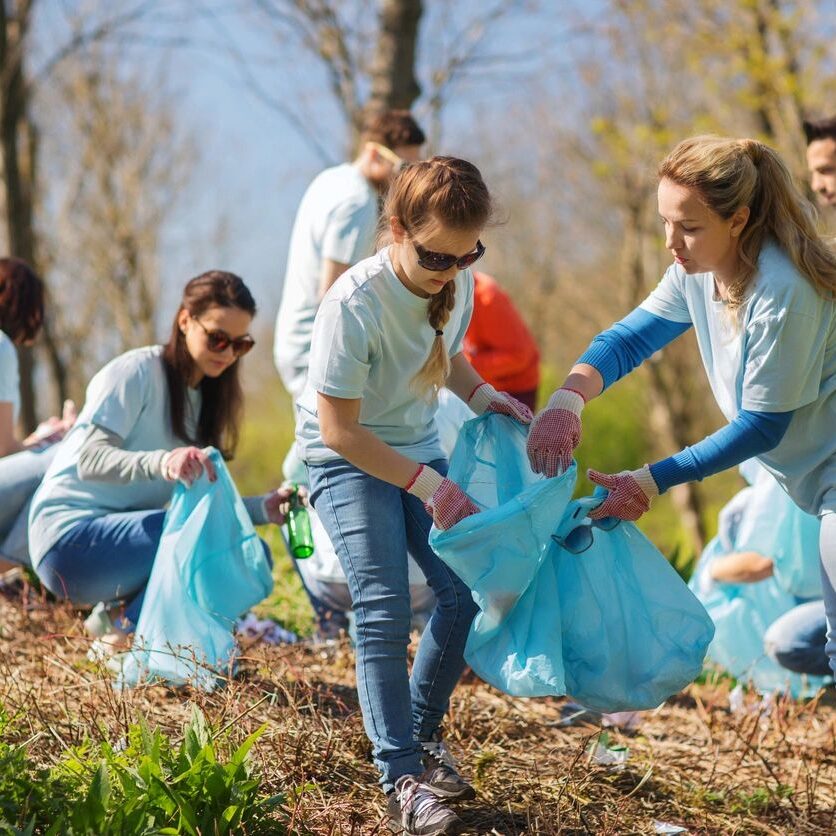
[
  {"x1": 0, "y1": 329, "x2": 20, "y2": 423},
  {"x1": 274, "y1": 163, "x2": 378, "y2": 399},
  {"x1": 29, "y1": 346, "x2": 200, "y2": 564},
  {"x1": 641, "y1": 242, "x2": 836, "y2": 516},
  {"x1": 296, "y1": 248, "x2": 474, "y2": 465}
]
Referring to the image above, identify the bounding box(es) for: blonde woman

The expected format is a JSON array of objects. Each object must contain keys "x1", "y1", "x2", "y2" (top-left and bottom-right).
[
  {"x1": 297, "y1": 157, "x2": 531, "y2": 834},
  {"x1": 528, "y1": 135, "x2": 836, "y2": 678}
]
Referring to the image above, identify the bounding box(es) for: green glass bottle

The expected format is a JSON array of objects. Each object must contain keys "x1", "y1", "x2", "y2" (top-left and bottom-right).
[{"x1": 286, "y1": 483, "x2": 314, "y2": 559}]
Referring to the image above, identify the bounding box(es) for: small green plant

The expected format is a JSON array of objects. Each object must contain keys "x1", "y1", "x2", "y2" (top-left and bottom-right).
[{"x1": 0, "y1": 704, "x2": 285, "y2": 835}]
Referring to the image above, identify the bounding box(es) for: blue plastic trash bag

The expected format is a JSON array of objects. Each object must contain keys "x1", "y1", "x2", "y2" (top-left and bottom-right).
[
  {"x1": 430, "y1": 413, "x2": 715, "y2": 712},
  {"x1": 735, "y1": 462, "x2": 821, "y2": 599},
  {"x1": 119, "y1": 449, "x2": 274, "y2": 689},
  {"x1": 689, "y1": 467, "x2": 828, "y2": 698}
]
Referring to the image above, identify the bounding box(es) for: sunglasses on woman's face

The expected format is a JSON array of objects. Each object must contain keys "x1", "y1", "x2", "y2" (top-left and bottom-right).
[
  {"x1": 411, "y1": 239, "x2": 486, "y2": 272},
  {"x1": 194, "y1": 318, "x2": 255, "y2": 357}
]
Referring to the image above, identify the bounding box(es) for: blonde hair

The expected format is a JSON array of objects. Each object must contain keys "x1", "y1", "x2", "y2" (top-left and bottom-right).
[
  {"x1": 382, "y1": 156, "x2": 493, "y2": 398},
  {"x1": 659, "y1": 135, "x2": 836, "y2": 314}
]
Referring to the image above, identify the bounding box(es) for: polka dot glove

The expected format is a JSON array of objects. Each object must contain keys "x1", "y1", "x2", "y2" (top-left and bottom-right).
[
  {"x1": 587, "y1": 466, "x2": 660, "y2": 521},
  {"x1": 467, "y1": 382, "x2": 533, "y2": 425},
  {"x1": 406, "y1": 465, "x2": 481, "y2": 531},
  {"x1": 526, "y1": 388, "x2": 585, "y2": 477}
]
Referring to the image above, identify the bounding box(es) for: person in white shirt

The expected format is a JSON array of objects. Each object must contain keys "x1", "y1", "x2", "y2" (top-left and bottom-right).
[
  {"x1": 299, "y1": 156, "x2": 532, "y2": 833},
  {"x1": 29, "y1": 271, "x2": 294, "y2": 650},
  {"x1": 274, "y1": 110, "x2": 426, "y2": 400},
  {"x1": 0, "y1": 257, "x2": 75, "y2": 571}
]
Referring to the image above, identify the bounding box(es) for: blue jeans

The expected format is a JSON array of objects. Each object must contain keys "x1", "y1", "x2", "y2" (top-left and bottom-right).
[
  {"x1": 37, "y1": 509, "x2": 273, "y2": 629},
  {"x1": 0, "y1": 444, "x2": 60, "y2": 566},
  {"x1": 817, "y1": 499, "x2": 835, "y2": 676},
  {"x1": 308, "y1": 458, "x2": 477, "y2": 793},
  {"x1": 764, "y1": 599, "x2": 829, "y2": 677},
  {"x1": 36, "y1": 510, "x2": 167, "y2": 627}
]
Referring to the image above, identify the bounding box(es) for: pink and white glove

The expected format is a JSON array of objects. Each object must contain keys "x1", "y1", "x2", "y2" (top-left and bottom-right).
[
  {"x1": 526, "y1": 388, "x2": 585, "y2": 477},
  {"x1": 587, "y1": 466, "x2": 659, "y2": 521},
  {"x1": 467, "y1": 382, "x2": 533, "y2": 425},
  {"x1": 405, "y1": 464, "x2": 480, "y2": 531}
]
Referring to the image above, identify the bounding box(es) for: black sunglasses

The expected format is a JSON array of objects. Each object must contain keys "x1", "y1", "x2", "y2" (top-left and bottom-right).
[
  {"x1": 194, "y1": 318, "x2": 255, "y2": 357},
  {"x1": 411, "y1": 238, "x2": 486, "y2": 272}
]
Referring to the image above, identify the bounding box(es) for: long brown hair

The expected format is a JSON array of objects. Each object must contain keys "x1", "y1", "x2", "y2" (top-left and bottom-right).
[
  {"x1": 381, "y1": 156, "x2": 493, "y2": 398},
  {"x1": 659, "y1": 135, "x2": 836, "y2": 314},
  {"x1": 0, "y1": 257, "x2": 44, "y2": 344},
  {"x1": 163, "y1": 271, "x2": 256, "y2": 459}
]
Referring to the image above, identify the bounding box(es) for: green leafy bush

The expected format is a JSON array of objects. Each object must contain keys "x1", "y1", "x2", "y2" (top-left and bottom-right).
[{"x1": 0, "y1": 705, "x2": 284, "y2": 836}]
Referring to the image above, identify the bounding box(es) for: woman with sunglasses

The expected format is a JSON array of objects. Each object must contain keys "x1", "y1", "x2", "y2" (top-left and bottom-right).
[
  {"x1": 28, "y1": 271, "x2": 293, "y2": 649},
  {"x1": 297, "y1": 156, "x2": 531, "y2": 835}
]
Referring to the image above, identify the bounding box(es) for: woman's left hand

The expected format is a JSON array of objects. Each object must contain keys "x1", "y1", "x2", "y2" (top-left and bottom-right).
[
  {"x1": 587, "y1": 466, "x2": 660, "y2": 521},
  {"x1": 263, "y1": 484, "x2": 306, "y2": 525},
  {"x1": 468, "y1": 382, "x2": 533, "y2": 425}
]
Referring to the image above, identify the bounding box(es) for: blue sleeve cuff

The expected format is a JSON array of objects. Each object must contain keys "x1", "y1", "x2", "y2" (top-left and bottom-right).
[
  {"x1": 649, "y1": 409, "x2": 794, "y2": 493},
  {"x1": 576, "y1": 308, "x2": 691, "y2": 390}
]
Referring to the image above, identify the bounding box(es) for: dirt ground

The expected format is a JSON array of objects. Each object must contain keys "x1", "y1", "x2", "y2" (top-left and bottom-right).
[{"x1": 1, "y1": 591, "x2": 834, "y2": 835}]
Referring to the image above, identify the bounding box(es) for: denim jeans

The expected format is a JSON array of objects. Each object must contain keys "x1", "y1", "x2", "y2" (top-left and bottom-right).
[
  {"x1": 37, "y1": 509, "x2": 273, "y2": 630},
  {"x1": 36, "y1": 510, "x2": 167, "y2": 627},
  {"x1": 763, "y1": 599, "x2": 829, "y2": 677},
  {"x1": 819, "y1": 498, "x2": 835, "y2": 676},
  {"x1": 294, "y1": 558, "x2": 436, "y2": 639},
  {"x1": 0, "y1": 444, "x2": 60, "y2": 566},
  {"x1": 307, "y1": 458, "x2": 477, "y2": 793}
]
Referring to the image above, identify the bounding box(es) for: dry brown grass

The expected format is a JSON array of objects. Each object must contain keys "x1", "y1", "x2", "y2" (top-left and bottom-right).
[{"x1": 1, "y1": 589, "x2": 834, "y2": 836}]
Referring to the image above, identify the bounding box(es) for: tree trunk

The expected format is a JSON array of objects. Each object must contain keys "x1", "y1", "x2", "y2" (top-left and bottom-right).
[{"x1": 365, "y1": 0, "x2": 423, "y2": 122}]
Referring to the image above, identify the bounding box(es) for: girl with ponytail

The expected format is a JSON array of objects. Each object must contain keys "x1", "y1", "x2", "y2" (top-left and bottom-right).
[
  {"x1": 529, "y1": 135, "x2": 836, "y2": 679},
  {"x1": 296, "y1": 156, "x2": 531, "y2": 832}
]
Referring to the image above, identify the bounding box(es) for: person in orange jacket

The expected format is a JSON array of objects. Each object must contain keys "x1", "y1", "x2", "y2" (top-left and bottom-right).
[{"x1": 463, "y1": 272, "x2": 541, "y2": 410}]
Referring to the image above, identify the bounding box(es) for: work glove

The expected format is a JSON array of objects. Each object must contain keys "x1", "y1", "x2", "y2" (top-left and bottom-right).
[
  {"x1": 406, "y1": 464, "x2": 480, "y2": 531},
  {"x1": 587, "y1": 466, "x2": 660, "y2": 521},
  {"x1": 526, "y1": 388, "x2": 585, "y2": 477},
  {"x1": 467, "y1": 382, "x2": 533, "y2": 425}
]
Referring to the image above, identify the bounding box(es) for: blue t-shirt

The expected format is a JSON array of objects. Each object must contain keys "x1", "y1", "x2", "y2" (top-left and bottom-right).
[
  {"x1": 641, "y1": 242, "x2": 836, "y2": 515},
  {"x1": 274, "y1": 163, "x2": 378, "y2": 398},
  {"x1": 0, "y1": 329, "x2": 20, "y2": 423},
  {"x1": 29, "y1": 346, "x2": 200, "y2": 564},
  {"x1": 296, "y1": 248, "x2": 474, "y2": 464}
]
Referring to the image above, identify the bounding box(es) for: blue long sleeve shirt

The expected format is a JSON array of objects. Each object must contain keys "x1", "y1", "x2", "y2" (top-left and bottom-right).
[{"x1": 576, "y1": 309, "x2": 793, "y2": 492}]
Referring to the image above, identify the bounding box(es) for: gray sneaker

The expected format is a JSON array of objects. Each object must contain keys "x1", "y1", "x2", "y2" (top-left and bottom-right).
[
  {"x1": 387, "y1": 774, "x2": 464, "y2": 835},
  {"x1": 420, "y1": 736, "x2": 476, "y2": 801}
]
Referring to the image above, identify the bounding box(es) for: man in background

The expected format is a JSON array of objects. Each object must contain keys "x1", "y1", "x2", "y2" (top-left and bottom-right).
[
  {"x1": 274, "y1": 110, "x2": 426, "y2": 400},
  {"x1": 274, "y1": 111, "x2": 426, "y2": 641},
  {"x1": 804, "y1": 115, "x2": 836, "y2": 211}
]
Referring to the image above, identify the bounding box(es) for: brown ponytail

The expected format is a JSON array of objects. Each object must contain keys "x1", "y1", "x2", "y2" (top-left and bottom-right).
[{"x1": 381, "y1": 156, "x2": 493, "y2": 398}]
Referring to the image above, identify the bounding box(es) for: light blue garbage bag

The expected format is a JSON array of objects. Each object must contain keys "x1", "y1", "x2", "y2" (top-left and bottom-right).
[
  {"x1": 689, "y1": 469, "x2": 827, "y2": 698},
  {"x1": 430, "y1": 413, "x2": 715, "y2": 713},
  {"x1": 734, "y1": 464, "x2": 821, "y2": 599},
  {"x1": 119, "y1": 449, "x2": 274, "y2": 689}
]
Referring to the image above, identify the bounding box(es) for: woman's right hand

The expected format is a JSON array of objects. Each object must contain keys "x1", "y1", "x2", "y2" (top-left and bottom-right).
[
  {"x1": 526, "y1": 388, "x2": 585, "y2": 477},
  {"x1": 162, "y1": 446, "x2": 216, "y2": 486}
]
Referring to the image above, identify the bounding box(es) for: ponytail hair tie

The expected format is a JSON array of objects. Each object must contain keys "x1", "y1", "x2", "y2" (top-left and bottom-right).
[{"x1": 435, "y1": 329, "x2": 444, "y2": 337}]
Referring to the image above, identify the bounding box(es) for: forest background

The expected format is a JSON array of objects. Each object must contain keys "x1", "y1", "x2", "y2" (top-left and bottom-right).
[{"x1": 4, "y1": 0, "x2": 836, "y2": 571}]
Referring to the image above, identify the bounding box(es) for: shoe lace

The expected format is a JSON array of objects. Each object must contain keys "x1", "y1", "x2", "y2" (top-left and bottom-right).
[
  {"x1": 397, "y1": 775, "x2": 446, "y2": 820},
  {"x1": 421, "y1": 738, "x2": 458, "y2": 771}
]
